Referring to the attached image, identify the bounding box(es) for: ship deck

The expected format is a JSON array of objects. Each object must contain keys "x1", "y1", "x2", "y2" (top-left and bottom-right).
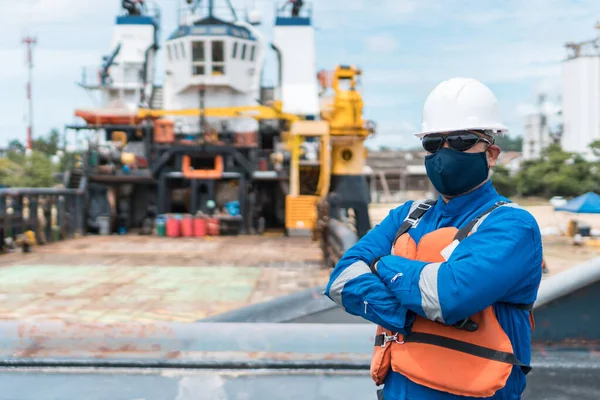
[
  {"x1": 0, "y1": 203, "x2": 596, "y2": 323},
  {"x1": 0, "y1": 234, "x2": 328, "y2": 323}
]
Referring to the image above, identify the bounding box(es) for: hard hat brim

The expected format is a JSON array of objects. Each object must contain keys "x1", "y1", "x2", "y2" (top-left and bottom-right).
[{"x1": 414, "y1": 126, "x2": 508, "y2": 139}]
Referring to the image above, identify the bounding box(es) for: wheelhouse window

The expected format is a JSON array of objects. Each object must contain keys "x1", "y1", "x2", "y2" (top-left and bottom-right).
[
  {"x1": 193, "y1": 65, "x2": 205, "y2": 75},
  {"x1": 212, "y1": 40, "x2": 225, "y2": 75},
  {"x1": 241, "y1": 43, "x2": 247, "y2": 60},
  {"x1": 167, "y1": 45, "x2": 172, "y2": 61},
  {"x1": 232, "y1": 42, "x2": 238, "y2": 59},
  {"x1": 250, "y1": 45, "x2": 255, "y2": 62},
  {"x1": 180, "y1": 42, "x2": 186, "y2": 59},
  {"x1": 192, "y1": 41, "x2": 205, "y2": 75}
]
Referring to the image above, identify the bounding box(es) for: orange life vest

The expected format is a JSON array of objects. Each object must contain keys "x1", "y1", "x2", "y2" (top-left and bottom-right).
[{"x1": 370, "y1": 200, "x2": 535, "y2": 398}]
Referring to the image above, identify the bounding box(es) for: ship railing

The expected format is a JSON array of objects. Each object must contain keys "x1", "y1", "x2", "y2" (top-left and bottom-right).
[
  {"x1": 0, "y1": 186, "x2": 87, "y2": 253},
  {"x1": 79, "y1": 65, "x2": 145, "y2": 90}
]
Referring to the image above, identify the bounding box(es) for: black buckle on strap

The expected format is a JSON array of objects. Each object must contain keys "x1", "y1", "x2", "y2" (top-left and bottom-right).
[
  {"x1": 374, "y1": 332, "x2": 404, "y2": 347},
  {"x1": 393, "y1": 199, "x2": 437, "y2": 245},
  {"x1": 453, "y1": 318, "x2": 479, "y2": 332}
]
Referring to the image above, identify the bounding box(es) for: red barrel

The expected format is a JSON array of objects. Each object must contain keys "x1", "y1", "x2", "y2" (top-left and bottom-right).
[
  {"x1": 181, "y1": 215, "x2": 194, "y2": 237},
  {"x1": 207, "y1": 217, "x2": 220, "y2": 236},
  {"x1": 194, "y1": 217, "x2": 207, "y2": 237},
  {"x1": 166, "y1": 216, "x2": 180, "y2": 237}
]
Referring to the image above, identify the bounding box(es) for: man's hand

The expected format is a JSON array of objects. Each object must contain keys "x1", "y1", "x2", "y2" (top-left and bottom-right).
[
  {"x1": 369, "y1": 256, "x2": 384, "y2": 276},
  {"x1": 372, "y1": 255, "x2": 411, "y2": 276}
]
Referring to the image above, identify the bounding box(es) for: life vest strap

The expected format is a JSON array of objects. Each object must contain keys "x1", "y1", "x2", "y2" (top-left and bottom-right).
[
  {"x1": 454, "y1": 201, "x2": 509, "y2": 242},
  {"x1": 393, "y1": 199, "x2": 437, "y2": 246},
  {"x1": 373, "y1": 331, "x2": 531, "y2": 374},
  {"x1": 374, "y1": 331, "x2": 404, "y2": 347},
  {"x1": 395, "y1": 332, "x2": 532, "y2": 375}
]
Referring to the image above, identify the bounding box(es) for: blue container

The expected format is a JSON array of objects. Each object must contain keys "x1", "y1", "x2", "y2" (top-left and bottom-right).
[{"x1": 225, "y1": 201, "x2": 240, "y2": 216}]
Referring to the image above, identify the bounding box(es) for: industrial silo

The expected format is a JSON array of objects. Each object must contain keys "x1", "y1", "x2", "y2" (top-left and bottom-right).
[{"x1": 561, "y1": 28, "x2": 600, "y2": 158}]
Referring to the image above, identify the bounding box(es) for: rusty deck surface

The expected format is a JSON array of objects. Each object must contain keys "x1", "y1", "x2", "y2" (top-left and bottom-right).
[
  {"x1": 0, "y1": 235, "x2": 330, "y2": 323},
  {"x1": 1, "y1": 201, "x2": 594, "y2": 324}
]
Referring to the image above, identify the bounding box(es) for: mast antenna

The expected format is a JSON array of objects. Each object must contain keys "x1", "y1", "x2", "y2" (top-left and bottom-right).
[{"x1": 22, "y1": 36, "x2": 37, "y2": 150}]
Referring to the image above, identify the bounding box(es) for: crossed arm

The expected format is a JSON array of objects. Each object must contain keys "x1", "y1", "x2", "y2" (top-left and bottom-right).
[{"x1": 324, "y1": 203, "x2": 543, "y2": 331}]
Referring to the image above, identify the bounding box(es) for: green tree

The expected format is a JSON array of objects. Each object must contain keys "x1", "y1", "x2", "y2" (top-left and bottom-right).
[
  {"x1": 2, "y1": 151, "x2": 56, "y2": 188},
  {"x1": 0, "y1": 158, "x2": 24, "y2": 186},
  {"x1": 515, "y1": 159, "x2": 549, "y2": 196},
  {"x1": 0, "y1": 128, "x2": 65, "y2": 188},
  {"x1": 31, "y1": 129, "x2": 60, "y2": 156},
  {"x1": 589, "y1": 140, "x2": 600, "y2": 157},
  {"x1": 7, "y1": 139, "x2": 25, "y2": 153},
  {"x1": 491, "y1": 165, "x2": 517, "y2": 197},
  {"x1": 513, "y1": 142, "x2": 599, "y2": 198}
]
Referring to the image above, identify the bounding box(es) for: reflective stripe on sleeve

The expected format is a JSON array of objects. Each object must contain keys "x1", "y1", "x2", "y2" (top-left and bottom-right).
[
  {"x1": 329, "y1": 261, "x2": 371, "y2": 308},
  {"x1": 419, "y1": 262, "x2": 444, "y2": 323}
]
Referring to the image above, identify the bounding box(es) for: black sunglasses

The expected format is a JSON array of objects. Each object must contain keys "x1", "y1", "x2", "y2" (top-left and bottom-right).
[{"x1": 422, "y1": 131, "x2": 493, "y2": 153}]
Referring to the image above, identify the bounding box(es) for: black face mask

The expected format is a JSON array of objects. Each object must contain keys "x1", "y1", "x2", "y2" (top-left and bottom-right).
[{"x1": 424, "y1": 148, "x2": 489, "y2": 196}]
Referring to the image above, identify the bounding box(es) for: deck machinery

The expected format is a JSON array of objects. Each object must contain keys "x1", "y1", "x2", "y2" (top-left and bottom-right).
[{"x1": 66, "y1": 0, "x2": 376, "y2": 251}]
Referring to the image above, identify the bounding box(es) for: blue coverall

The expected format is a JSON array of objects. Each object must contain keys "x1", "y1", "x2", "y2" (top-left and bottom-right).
[{"x1": 324, "y1": 180, "x2": 543, "y2": 400}]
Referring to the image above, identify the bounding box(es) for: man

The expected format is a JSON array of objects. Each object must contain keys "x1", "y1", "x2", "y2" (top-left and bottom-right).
[{"x1": 324, "y1": 77, "x2": 543, "y2": 400}]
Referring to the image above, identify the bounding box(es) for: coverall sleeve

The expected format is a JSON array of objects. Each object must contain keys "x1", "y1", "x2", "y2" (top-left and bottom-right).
[
  {"x1": 324, "y1": 202, "x2": 416, "y2": 333},
  {"x1": 375, "y1": 206, "x2": 543, "y2": 326}
]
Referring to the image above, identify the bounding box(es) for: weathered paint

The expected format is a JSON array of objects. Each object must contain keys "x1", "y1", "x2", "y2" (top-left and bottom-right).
[
  {"x1": 0, "y1": 265, "x2": 262, "y2": 322},
  {"x1": 0, "y1": 321, "x2": 598, "y2": 400},
  {"x1": 0, "y1": 321, "x2": 373, "y2": 368}
]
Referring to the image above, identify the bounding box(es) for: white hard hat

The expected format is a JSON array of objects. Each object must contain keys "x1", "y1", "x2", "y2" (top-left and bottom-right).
[{"x1": 415, "y1": 77, "x2": 508, "y2": 138}]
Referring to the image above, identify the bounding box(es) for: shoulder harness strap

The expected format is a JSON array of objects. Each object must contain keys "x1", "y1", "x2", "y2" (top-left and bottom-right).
[
  {"x1": 371, "y1": 199, "x2": 436, "y2": 275},
  {"x1": 454, "y1": 201, "x2": 509, "y2": 242},
  {"x1": 392, "y1": 199, "x2": 437, "y2": 246}
]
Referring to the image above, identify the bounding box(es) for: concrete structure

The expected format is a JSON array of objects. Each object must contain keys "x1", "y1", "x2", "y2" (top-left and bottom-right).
[
  {"x1": 523, "y1": 113, "x2": 551, "y2": 160},
  {"x1": 561, "y1": 27, "x2": 600, "y2": 158}
]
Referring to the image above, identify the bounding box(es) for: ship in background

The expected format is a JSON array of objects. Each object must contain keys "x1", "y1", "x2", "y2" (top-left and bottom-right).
[{"x1": 64, "y1": 0, "x2": 376, "y2": 258}]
